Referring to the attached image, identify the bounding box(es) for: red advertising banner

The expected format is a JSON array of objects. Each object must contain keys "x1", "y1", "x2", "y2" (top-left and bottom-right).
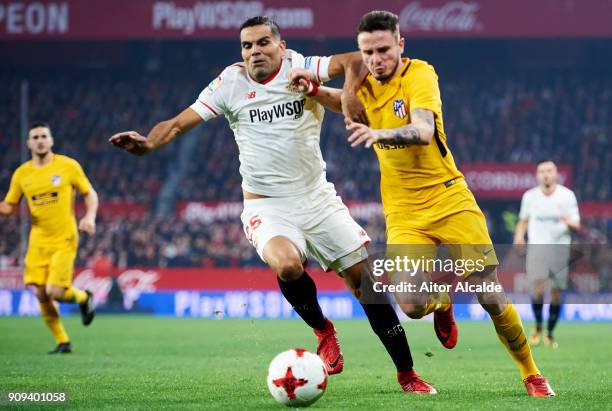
[
  {"x1": 580, "y1": 202, "x2": 612, "y2": 219},
  {"x1": 461, "y1": 163, "x2": 573, "y2": 200},
  {"x1": 0, "y1": 266, "x2": 345, "y2": 291},
  {"x1": 179, "y1": 198, "x2": 612, "y2": 223},
  {"x1": 176, "y1": 200, "x2": 384, "y2": 222},
  {"x1": 0, "y1": 266, "x2": 599, "y2": 296},
  {"x1": 1, "y1": 0, "x2": 611, "y2": 40},
  {"x1": 75, "y1": 201, "x2": 147, "y2": 218}
]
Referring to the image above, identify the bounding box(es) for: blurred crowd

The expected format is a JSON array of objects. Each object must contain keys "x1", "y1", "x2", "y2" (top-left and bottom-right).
[
  {"x1": 0, "y1": 210, "x2": 609, "y2": 269},
  {"x1": 0, "y1": 74, "x2": 197, "y2": 204},
  {"x1": 1, "y1": 68, "x2": 610, "y2": 268},
  {"x1": 180, "y1": 71, "x2": 611, "y2": 202},
  {"x1": 2, "y1": 70, "x2": 609, "y2": 204}
]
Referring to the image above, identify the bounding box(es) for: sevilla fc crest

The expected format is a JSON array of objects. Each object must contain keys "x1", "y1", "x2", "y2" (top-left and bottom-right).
[
  {"x1": 51, "y1": 175, "x2": 61, "y2": 186},
  {"x1": 393, "y1": 99, "x2": 407, "y2": 119}
]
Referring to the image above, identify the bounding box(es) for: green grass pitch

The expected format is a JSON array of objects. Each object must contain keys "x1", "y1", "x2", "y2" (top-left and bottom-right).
[{"x1": 1, "y1": 316, "x2": 611, "y2": 410}]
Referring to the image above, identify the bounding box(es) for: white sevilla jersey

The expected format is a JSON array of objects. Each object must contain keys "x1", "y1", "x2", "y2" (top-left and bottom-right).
[
  {"x1": 190, "y1": 50, "x2": 332, "y2": 197},
  {"x1": 519, "y1": 184, "x2": 580, "y2": 244}
]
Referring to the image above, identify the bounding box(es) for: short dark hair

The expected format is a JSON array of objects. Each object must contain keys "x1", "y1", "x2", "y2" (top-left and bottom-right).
[
  {"x1": 536, "y1": 158, "x2": 555, "y2": 166},
  {"x1": 239, "y1": 16, "x2": 281, "y2": 39},
  {"x1": 29, "y1": 121, "x2": 50, "y2": 131},
  {"x1": 357, "y1": 10, "x2": 399, "y2": 35}
]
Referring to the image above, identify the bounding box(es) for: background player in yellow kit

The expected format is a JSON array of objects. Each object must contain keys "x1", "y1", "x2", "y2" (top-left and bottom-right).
[
  {"x1": 288, "y1": 10, "x2": 555, "y2": 398},
  {"x1": 0, "y1": 122, "x2": 98, "y2": 354}
]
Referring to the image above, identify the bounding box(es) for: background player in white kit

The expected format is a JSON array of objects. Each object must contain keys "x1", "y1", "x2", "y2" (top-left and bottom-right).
[
  {"x1": 514, "y1": 160, "x2": 581, "y2": 348},
  {"x1": 109, "y1": 16, "x2": 436, "y2": 394}
]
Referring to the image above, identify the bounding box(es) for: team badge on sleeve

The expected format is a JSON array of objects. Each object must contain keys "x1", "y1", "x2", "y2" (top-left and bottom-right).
[
  {"x1": 206, "y1": 76, "x2": 222, "y2": 92},
  {"x1": 393, "y1": 99, "x2": 407, "y2": 119},
  {"x1": 51, "y1": 175, "x2": 61, "y2": 186}
]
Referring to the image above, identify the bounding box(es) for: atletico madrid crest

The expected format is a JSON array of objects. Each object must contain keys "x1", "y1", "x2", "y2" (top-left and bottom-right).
[
  {"x1": 51, "y1": 175, "x2": 61, "y2": 186},
  {"x1": 393, "y1": 99, "x2": 407, "y2": 119}
]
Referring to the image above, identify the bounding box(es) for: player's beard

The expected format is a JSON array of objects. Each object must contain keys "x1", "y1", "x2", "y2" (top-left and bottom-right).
[
  {"x1": 251, "y1": 68, "x2": 270, "y2": 82},
  {"x1": 372, "y1": 57, "x2": 401, "y2": 82},
  {"x1": 34, "y1": 149, "x2": 51, "y2": 159},
  {"x1": 249, "y1": 61, "x2": 275, "y2": 82}
]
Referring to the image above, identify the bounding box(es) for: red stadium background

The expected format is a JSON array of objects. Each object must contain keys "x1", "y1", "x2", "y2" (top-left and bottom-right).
[{"x1": 1, "y1": 0, "x2": 611, "y2": 39}]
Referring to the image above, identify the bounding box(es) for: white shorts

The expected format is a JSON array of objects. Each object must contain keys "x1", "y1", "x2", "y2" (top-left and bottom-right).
[
  {"x1": 241, "y1": 182, "x2": 370, "y2": 273},
  {"x1": 526, "y1": 244, "x2": 571, "y2": 290}
]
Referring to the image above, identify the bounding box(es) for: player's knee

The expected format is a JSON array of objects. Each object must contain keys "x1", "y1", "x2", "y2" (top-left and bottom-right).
[
  {"x1": 550, "y1": 289, "x2": 562, "y2": 305},
  {"x1": 33, "y1": 287, "x2": 49, "y2": 303},
  {"x1": 532, "y1": 280, "x2": 546, "y2": 296},
  {"x1": 479, "y1": 297, "x2": 507, "y2": 316},
  {"x1": 46, "y1": 286, "x2": 66, "y2": 300},
  {"x1": 345, "y1": 283, "x2": 362, "y2": 300},
  {"x1": 471, "y1": 264, "x2": 498, "y2": 280},
  {"x1": 399, "y1": 303, "x2": 426, "y2": 319},
  {"x1": 340, "y1": 265, "x2": 366, "y2": 301},
  {"x1": 274, "y1": 258, "x2": 304, "y2": 281}
]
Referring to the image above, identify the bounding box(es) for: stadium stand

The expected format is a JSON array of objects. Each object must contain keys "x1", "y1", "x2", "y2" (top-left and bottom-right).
[{"x1": 1, "y1": 46, "x2": 610, "y2": 268}]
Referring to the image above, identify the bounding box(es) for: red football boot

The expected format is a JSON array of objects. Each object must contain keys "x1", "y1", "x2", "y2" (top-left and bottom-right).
[
  {"x1": 398, "y1": 370, "x2": 437, "y2": 394},
  {"x1": 524, "y1": 374, "x2": 556, "y2": 397},
  {"x1": 314, "y1": 320, "x2": 344, "y2": 375},
  {"x1": 433, "y1": 303, "x2": 458, "y2": 349}
]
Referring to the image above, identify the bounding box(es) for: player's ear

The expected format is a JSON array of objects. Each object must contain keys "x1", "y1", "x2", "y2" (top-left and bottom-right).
[
  {"x1": 398, "y1": 37, "x2": 405, "y2": 54},
  {"x1": 279, "y1": 39, "x2": 286, "y2": 52}
]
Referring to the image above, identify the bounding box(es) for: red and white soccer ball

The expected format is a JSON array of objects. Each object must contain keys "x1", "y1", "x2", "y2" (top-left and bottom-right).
[{"x1": 267, "y1": 348, "x2": 328, "y2": 407}]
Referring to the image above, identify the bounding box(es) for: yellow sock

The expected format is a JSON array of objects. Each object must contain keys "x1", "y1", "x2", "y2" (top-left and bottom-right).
[
  {"x1": 490, "y1": 303, "x2": 540, "y2": 379},
  {"x1": 61, "y1": 287, "x2": 88, "y2": 304},
  {"x1": 423, "y1": 291, "x2": 451, "y2": 316},
  {"x1": 39, "y1": 301, "x2": 70, "y2": 344}
]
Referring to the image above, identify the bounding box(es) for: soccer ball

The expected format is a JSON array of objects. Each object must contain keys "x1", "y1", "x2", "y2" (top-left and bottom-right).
[{"x1": 267, "y1": 348, "x2": 328, "y2": 407}]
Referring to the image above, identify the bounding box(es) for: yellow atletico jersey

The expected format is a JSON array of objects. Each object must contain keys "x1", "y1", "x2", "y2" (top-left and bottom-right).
[
  {"x1": 357, "y1": 58, "x2": 464, "y2": 213},
  {"x1": 4, "y1": 154, "x2": 92, "y2": 247}
]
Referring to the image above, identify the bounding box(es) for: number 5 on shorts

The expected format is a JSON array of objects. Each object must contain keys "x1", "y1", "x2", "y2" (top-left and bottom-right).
[{"x1": 245, "y1": 215, "x2": 262, "y2": 245}]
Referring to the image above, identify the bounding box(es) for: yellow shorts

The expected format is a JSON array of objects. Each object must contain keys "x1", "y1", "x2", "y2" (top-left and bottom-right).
[
  {"x1": 386, "y1": 186, "x2": 498, "y2": 277},
  {"x1": 24, "y1": 244, "x2": 77, "y2": 288}
]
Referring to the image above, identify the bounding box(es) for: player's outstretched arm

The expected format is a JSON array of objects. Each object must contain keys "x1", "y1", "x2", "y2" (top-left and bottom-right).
[
  {"x1": 289, "y1": 51, "x2": 368, "y2": 123},
  {"x1": 0, "y1": 201, "x2": 15, "y2": 216},
  {"x1": 328, "y1": 52, "x2": 370, "y2": 125},
  {"x1": 2, "y1": 171, "x2": 22, "y2": 214},
  {"x1": 288, "y1": 68, "x2": 342, "y2": 112},
  {"x1": 345, "y1": 108, "x2": 435, "y2": 148},
  {"x1": 109, "y1": 108, "x2": 203, "y2": 156},
  {"x1": 78, "y1": 188, "x2": 98, "y2": 235}
]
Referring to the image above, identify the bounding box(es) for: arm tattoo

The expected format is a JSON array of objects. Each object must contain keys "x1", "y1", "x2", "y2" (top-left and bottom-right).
[
  {"x1": 378, "y1": 124, "x2": 425, "y2": 146},
  {"x1": 378, "y1": 108, "x2": 434, "y2": 146},
  {"x1": 391, "y1": 125, "x2": 423, "y2": 145}
]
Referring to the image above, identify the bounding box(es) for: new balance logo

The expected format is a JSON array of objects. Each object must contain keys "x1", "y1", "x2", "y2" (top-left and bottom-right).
[{"x1": 246, "y1": 91, "x2": 256, "y2": 99}]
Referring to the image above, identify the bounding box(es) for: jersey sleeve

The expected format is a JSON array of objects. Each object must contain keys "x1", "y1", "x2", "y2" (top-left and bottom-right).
[
  {"x1": 189, "y1": 69, "x2": 229, "y2": 121},
  {"x1": 4, "y1": 168, "x2": 23, "y2": 204},
  {"x1": 289, "y1": 50, "x2": 331, "y2": 83},
  {"x1": 406, "y1": 63, "x2": 442, "y2": 115},
  {"x1": 70, "y1": 160, "x2": 93, "y2": 195},
  {"x1": 518, "y1": 192, "x2": 531, "y2": 220},
  {"x1": 566, "y1": 191, "x2": 580, "y2": 224}
]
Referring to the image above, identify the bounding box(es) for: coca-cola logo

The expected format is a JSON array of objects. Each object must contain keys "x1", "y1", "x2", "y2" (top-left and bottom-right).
[{"x1": 399, "y1": 1, "x2": 481, "y2": 32}]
